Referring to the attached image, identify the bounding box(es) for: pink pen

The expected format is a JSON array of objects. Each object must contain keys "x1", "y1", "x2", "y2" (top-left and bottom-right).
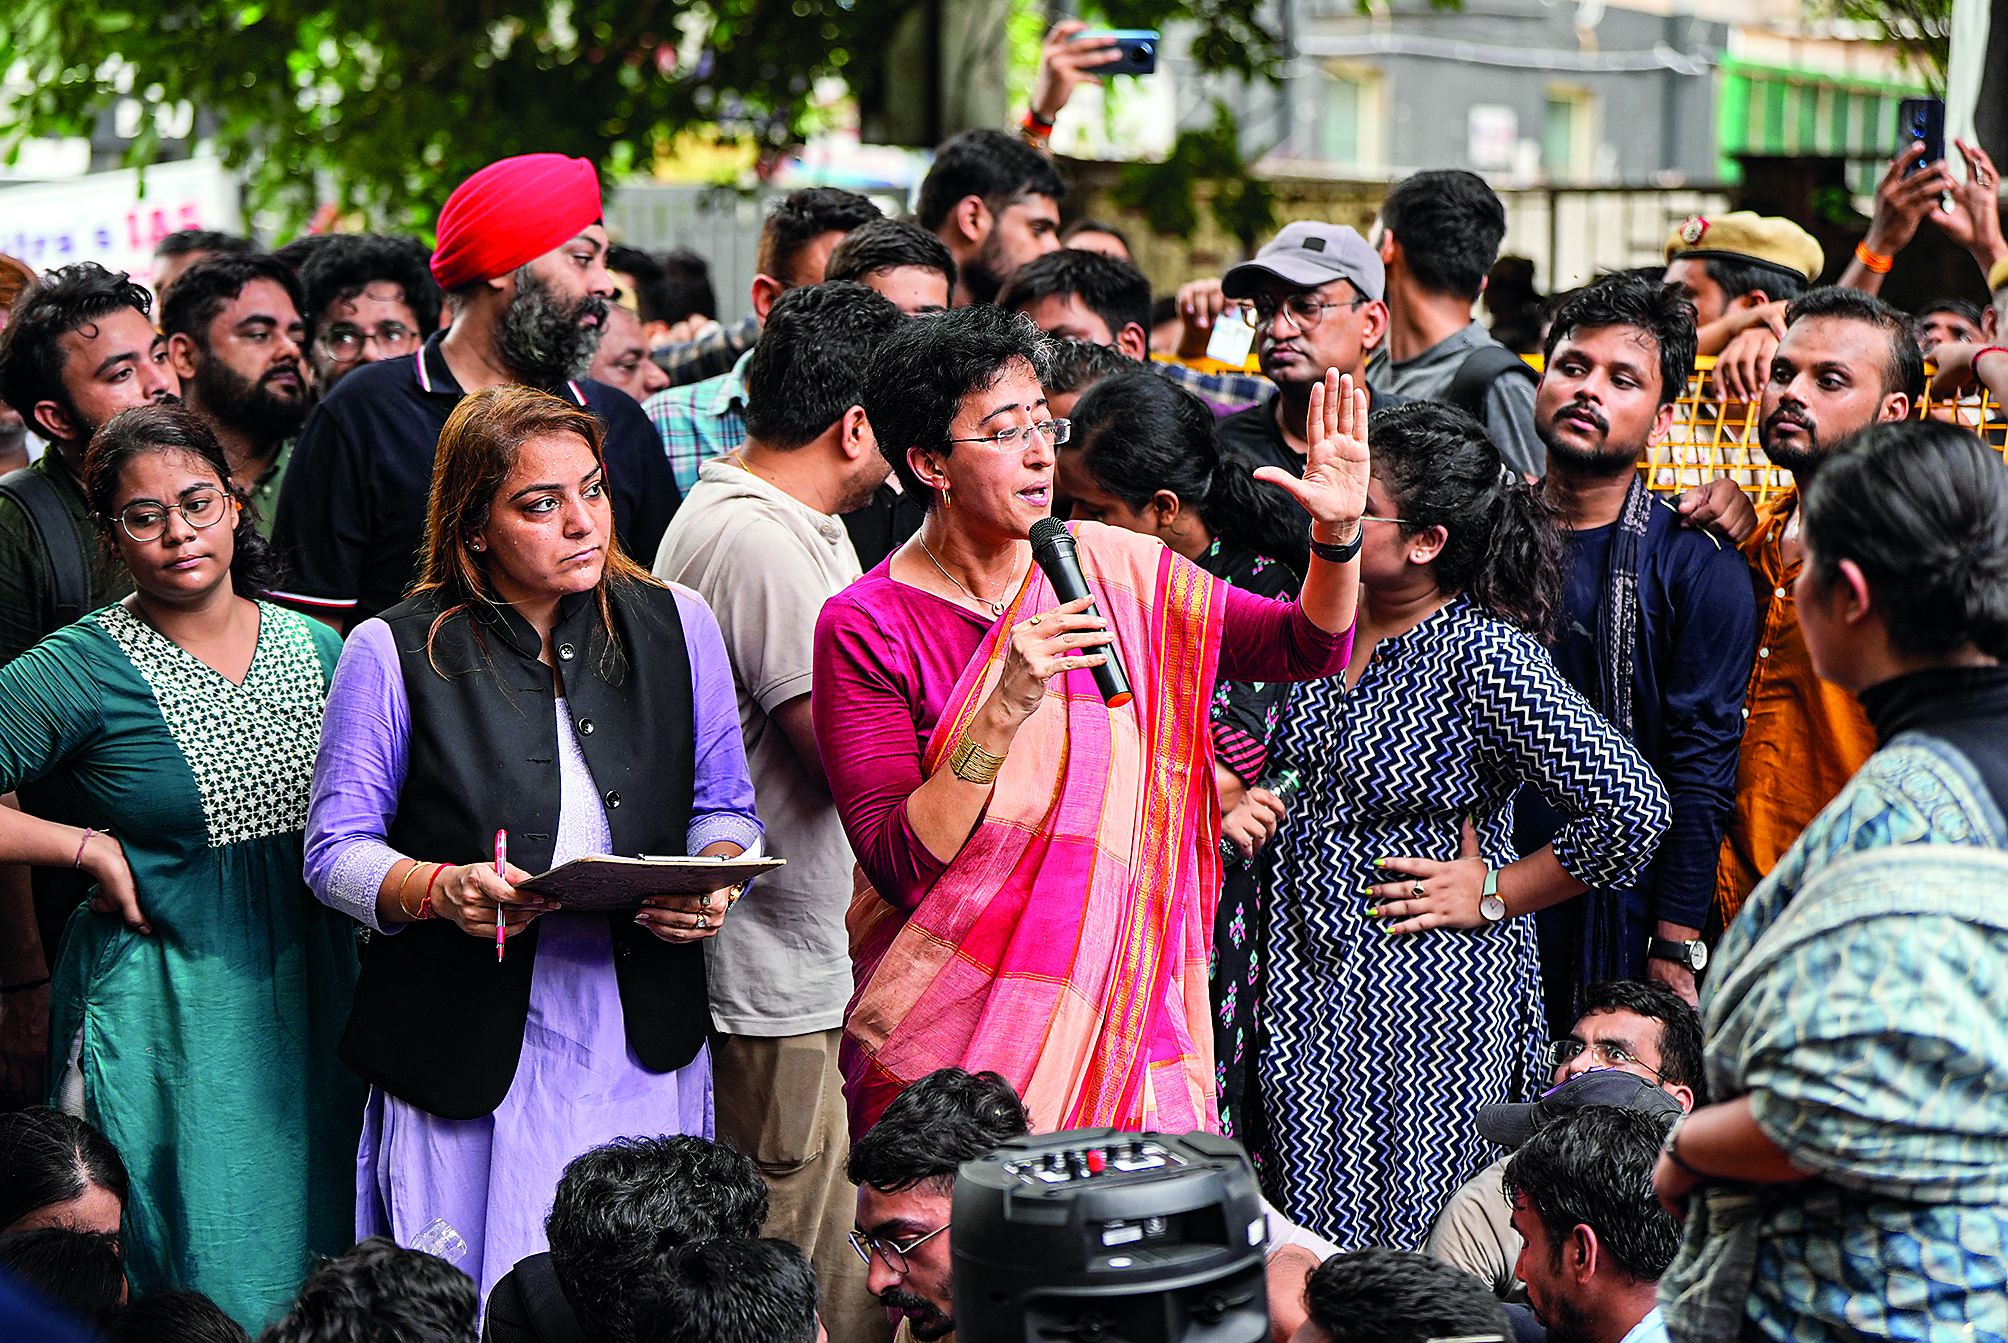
[{"x1": 494, "y1": 829, "x2": 507, "y2": 962}]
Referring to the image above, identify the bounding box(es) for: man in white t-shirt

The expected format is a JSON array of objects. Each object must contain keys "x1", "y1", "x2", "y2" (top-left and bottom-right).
[{"x1": 654, "y1": 280, "x2": 907, "y2": 1343}]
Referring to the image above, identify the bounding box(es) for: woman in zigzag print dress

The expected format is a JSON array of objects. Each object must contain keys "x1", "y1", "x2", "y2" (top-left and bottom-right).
[{"x1": 1256, "y1": 401, "x2": 1670, "y2": 1249}]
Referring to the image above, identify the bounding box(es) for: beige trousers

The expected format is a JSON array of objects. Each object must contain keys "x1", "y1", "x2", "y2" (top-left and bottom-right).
[{"x1": 713, "y1": 1029, "x2": 892, "y2": 1343}]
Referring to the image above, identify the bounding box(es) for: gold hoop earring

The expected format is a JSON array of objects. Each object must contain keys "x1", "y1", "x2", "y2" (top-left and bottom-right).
[{"x1": 941, "y1": 486, "x2": 953, "y2": 510}]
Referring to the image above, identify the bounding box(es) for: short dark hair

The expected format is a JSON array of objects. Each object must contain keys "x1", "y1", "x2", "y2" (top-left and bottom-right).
[
  {"x1": 997, "y1": 249, "x2": 1152, "y2": 346},
  {"x1": 257, "y1": 1237, "x2": 475, "y2": 1343},
  {"x1": 0, "y1": 263, "x2": 156, "y2": 439},
  {"x1": 84, "y1": 403, "x2": 286, "y2": 595},
  {"x1": 859, "y1": 305, "x2": 1049, "y2": 503},
  {"x1": 1379, "y1": 170, "x2": 1507, "y2": 301},
  {"x1": 1040, "y1": 339, "x2": 1136, "y2": 397},
  {"x1": 271, "y1": 234, "x2": 343, "y2": 277},
  {"x1": 744, "y1": 281, "x2": 906, "y2": 449},
  {"x1": 1302, "y1": 1247, "x2": 1509, "y2": 1343},
  {"x1": 628, "y1": 1238, "x2": 819, "y2": 1343},
  {"x1": 847, "y1": 1067, "x2": 1031, "y2": 1193},
  {"x1": 1061, "y1": 217, "x2": 1133, "y2": 254},
  {"x1": 155, "y1": 229, "x2": 256, "y2": 262},
  {"x1": 1915, "y1": 297, "x2": 1985, "y2": 332},
  {"x1": 160, "y1": 253, "x2": 308, "y2": 347},
  {"x1": 757, "y1": 188, "x2": 884, "y2": 284},
  {"x1": 545, "y1": 1135, "x2": 769, "y2": 1343},
  {"x1": 299, "y1": 234, "x2": 442, "y2": 339},
  {"x1": 826, "y1": 218, "x2": 958, "y2": 292},
  {"x1": 917, "y1": 129, "x2": 1067, "y2": 232},
  {"x1": 0, "y1": 1107, "x2": 130, "y2": 1234},
  {"x1": 658, "y1": 249, "x2": 717, "y2": 326},
  {"x1": 1783, "y1": 286, "x2": 1925, "y2": 401},
  {"x1": 1575, "y1": 980, "x2": 1707, "y2": 1103},
  {"x1": 1697, "y1": 255, "x2": 1811, "y2": 309},
  {"x1": 1803, "y1": 419, "x2": 2008, "y2": 662},
  {"x1": 1503, "y1": 1107, "x2": 1681, "y2": 1285},
  {"x1": 1542, "y1": 269, "x2": 1698, "y2": 406},
  {"x1": 106, "y1": 1291, "x2": 250, "y2": 1343},
  {"x1": 0, "y1": 1228, "x2": 126, "y2": 1320}
]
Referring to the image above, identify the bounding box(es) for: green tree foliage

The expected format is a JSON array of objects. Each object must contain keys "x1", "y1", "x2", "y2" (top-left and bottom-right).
[
  {"x1": 1809, "y1": 0, "x2": 1951, "y2": 84},
  {"x1": 1110, "y1": 102, "x2": 1276, "y2": 248},
  {"x1": 2, "y1": 0, "x2": 1289, "y2": 231}
]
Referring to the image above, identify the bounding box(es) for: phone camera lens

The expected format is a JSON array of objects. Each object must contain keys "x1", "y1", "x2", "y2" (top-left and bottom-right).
[{"x1": 1133, "y1": 42, "x2": 1153, "y2": 63}]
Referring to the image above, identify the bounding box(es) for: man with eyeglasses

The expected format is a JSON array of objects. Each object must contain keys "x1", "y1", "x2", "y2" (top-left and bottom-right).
[
  {"x1": 1425, "y1": 980, "x2": 1703, "y2": 1301},
  {"x1": 1213, "y1": 222, "x2": 1403, "y2": 510},
  {"x1": 162, "y1": 254, "x2": 313, "y2": 536},
  {"x1": 848, "y1": 1067, "x2": 1337, "y2": 1343},
  {"x1": 296, "y1": 234, "x2": 441, "y2": 395}
]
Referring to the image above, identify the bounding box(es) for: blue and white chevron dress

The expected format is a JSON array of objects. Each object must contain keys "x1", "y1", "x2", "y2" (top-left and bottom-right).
[{"x1": 1256, "y1": 597, "x2": 1668, "y2": 1249}]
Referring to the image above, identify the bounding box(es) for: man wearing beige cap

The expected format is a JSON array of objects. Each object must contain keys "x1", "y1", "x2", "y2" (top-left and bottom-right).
[
  {"x1": 1214, "y1": 221, "x2": 1401, "y2": 489},
  {"x1": 1662, "y1": 212, "x2": 1822, "y2": 401}
]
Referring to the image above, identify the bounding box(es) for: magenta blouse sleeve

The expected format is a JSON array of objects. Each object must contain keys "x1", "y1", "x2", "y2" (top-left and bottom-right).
[
  {"x1": 812, "y1": 592, "x2": 950, "y2": 911},
  {"x1": 1216, "y1": 583, "x2": 1354, "y2": 683}
]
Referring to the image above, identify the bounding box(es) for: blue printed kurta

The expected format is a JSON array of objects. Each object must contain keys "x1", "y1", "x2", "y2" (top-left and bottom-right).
[{"x1": 1257, "y1": 597, "x2": 1668, "y2": 1248}]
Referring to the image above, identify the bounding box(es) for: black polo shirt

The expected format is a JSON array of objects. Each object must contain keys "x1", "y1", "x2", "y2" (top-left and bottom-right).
[{"x1": 271, "y1": 334, "x2": 679, "y2": 625}]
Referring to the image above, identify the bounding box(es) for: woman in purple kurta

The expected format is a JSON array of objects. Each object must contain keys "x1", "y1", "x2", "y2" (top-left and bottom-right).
[{"x1": 302, "y1": 387, "x2": 761, "y2": 1304}]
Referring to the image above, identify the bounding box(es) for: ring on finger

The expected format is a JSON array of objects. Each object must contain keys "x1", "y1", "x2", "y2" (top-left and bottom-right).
[
  {"x1": 1029, "y1": 613, "x2": 1043, "y2": 627},
  {"x1": 1411, "y1": 881, "x2": 1426, "y2": 899},
  {"x1": 695, "y1": 914, "x2": 709, "y2": 931}
]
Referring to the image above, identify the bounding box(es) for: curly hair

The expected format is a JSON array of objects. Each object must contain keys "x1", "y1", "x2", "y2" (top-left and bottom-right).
[
  {"x1": 257, "y1": 1238, "x2": 475, "y2": 1343},
  {"x1": 847, "y1": 1068, "x2": 1031, "y2": 1193}
]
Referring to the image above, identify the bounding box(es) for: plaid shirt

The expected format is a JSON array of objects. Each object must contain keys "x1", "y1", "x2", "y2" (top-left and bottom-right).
[
  {"x1": 652, "y1": 312, "x2": 761, "y2": 387},
  {"x1": 1152, "y1": 357, "x2": 1272, "y2": 411},
  {"x1": 644, "y1": 350, "x2": 753, "y2": 494}
]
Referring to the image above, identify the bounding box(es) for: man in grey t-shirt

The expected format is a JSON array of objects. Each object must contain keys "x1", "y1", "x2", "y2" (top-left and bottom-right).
[
  {"x1": 1367, "y1": 169, "x2": 1545, "y2": 476},
  {"x1": 654, "y1": 281, "x2": 906, "y2": 1343}
]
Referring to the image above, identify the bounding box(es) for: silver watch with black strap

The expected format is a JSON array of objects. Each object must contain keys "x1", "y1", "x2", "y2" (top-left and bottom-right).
[{"x1": 1647, "y1": 936, "x2": 1708, "y2": 972}]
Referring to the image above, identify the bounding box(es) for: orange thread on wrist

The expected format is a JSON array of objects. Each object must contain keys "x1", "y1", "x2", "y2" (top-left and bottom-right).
[{"x1": 418, "y1": 863, "x2": 448, "y2": 921}]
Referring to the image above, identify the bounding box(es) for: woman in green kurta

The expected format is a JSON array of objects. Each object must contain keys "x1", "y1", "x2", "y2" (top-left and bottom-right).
[{"x1": 0, "y1": 404, "x2": 361, "y2": 1328}]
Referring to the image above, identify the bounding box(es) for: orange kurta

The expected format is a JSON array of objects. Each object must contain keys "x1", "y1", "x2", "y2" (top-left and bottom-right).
[{"x1": 1712, "y1": 488, "x2": 1878, "y2": 925}]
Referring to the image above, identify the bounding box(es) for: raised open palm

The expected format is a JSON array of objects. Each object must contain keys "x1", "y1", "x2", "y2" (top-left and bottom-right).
[{"x1": 1253, "y1": 369, "x2": 1370, "y2": 532}]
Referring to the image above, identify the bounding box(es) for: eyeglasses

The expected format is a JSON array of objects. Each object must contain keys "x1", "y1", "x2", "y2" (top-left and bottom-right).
[
  {"x1": 1546, "y1": 1038, "x2": 1665, "y2": 1083},
  {"x1": 1233, "y1": 292, "x2": 1368, "y2": 333},
  {"x1": 319, "y1": 321, "x2": 421, "y2": 363},
  {"x1": 115, "y1": 488, "x2": 232, "y2": 543},
  {"x1": 947, "y1": 418, "x2": 1071, "y2": 450},
  {"x1": 848, "y1": 1224, "x2": 946, "y2": 1273}
]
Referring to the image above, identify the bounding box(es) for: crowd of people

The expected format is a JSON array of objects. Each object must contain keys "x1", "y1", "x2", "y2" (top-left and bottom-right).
[{"x1": 0, "y1": 21, "x2": 2007, "y2": 1342}]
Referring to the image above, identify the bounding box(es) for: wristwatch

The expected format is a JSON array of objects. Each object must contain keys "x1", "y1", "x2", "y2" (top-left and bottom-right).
[
  {"x1": 1647, "y1": 936, "x2": 1709, "y2": 972},
  {"x1": 1478, "y1": 866, "x2": 1507, "y2": 923}
]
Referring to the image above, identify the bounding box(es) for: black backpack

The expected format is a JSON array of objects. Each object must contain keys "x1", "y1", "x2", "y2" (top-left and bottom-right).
[
  {"x1": 0, "y1": 467, "x2": 92, "y2": 628},
  {"x1": 1446, "y1": 343, "x2": 1540, "y2": 422}
]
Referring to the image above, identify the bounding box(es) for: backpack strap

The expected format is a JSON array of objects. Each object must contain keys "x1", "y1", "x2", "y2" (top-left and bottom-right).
[
  {"x1": 0, "y1": 467, "x2": 92, "y2": 628},
  {"x1": 1446, "y1": 343, "x2": 1539, "y2": 420},
  {"x1": 512, "y1": 1253, "x2": 588, "y2": 1343}
]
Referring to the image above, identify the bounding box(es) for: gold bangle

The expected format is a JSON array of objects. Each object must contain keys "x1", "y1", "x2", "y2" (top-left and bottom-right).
[
  {"x1": 947, "y1": 738, "x2": 1007, "y2": 785},
  {"x1": 392, "y1": 860, "x2": 425, "y2": 920}
]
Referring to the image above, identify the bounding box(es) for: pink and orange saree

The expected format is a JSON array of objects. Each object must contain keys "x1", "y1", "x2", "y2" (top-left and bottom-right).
[{"x1": 840, "y1": 524, "x2": 1230, "y2": 1137}]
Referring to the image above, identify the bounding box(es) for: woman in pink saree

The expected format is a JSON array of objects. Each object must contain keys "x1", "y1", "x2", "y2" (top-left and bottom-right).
[{"x1": 812, "y1": 307, "x2": 1368, "y2": 1137}]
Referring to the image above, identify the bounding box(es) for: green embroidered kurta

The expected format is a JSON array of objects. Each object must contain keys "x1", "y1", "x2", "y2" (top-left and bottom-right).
[{"x1": 0, "y1": 601, "x2": 363, "y2": 1330}]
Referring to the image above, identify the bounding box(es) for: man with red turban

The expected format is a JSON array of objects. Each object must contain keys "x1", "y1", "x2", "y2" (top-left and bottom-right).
[{"x1": 272, "y1": 153, "x2": 678, "y2": 627}]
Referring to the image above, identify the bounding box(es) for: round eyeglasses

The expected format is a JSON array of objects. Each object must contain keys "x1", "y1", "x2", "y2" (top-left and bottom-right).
[
  {"x1": 319, "y1": 321, "x2": 421, "y2": 363},
  {"x1": 947, "y1": 419, "x2": 1071, "y2": 450},
  {"x1": 115, "y1": 488, "x2": 232, "y2": 543},
  {"x1": 847, "y1": 1223, "x2": 947, "y2": 1274},
  {"x1": 1545, "y1": 1038, "x2": 1666, "y2": 1084},
  {"x1": 1233, "y1": 292, "x2": 1368, "y2": 333}
]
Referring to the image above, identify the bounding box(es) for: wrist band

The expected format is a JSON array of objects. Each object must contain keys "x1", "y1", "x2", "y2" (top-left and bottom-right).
[
  {"x1": 1020, "y1": 112, "x2": 1054, "y2": 146},
  {"x1": 0, "y1": 976, "x2": 51, "y2": 994},
  {"x1": 1024, "y1": 107, "x2": 1056, "y2": 130},
  {"x1": 1973, "y1": 345, "x2": 2008, "y2": 373},
  {"x1": 393, "y1": 860, "x2": 426, "y2": 920},
  {"x1": 948, "y1": 738, "x2": 1007, "y2": 785},
  {"x1": 418, "y1": 864, "x2": 447, "y2": 921},
  {"x1": 1309, "y1": 526, "x2": 1363, "y2": 565},
  {"x1": 1989, "y1": 256, "x2": 2008, "y2": 292},
  {"x1": 1854, "y1": 241, "x2": 1894, "y2": 274},
  {"x1": 1662, "y1": 1121, "x2": 1709, "y2": 1180},
  {"x1": 73, "y1": 828, "x2": 96, "y2": 869}
]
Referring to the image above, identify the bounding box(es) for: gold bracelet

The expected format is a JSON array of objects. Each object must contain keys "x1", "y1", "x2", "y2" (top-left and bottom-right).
[
  {"x1": 392, "y1": 860, "x2": 425, "y2": 920},
  {"x1": 947, "y1": 738, "x2": 1007, "y2": 785}
]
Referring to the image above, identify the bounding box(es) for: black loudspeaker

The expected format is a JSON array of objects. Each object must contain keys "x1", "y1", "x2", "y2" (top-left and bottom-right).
[{"x1": 952, "y1": 1130, "x2": 1270, "y2": 1343}]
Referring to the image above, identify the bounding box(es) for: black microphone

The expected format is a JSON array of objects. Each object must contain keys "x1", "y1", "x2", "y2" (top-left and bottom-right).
[{"x1": 1028, "y1": 518, "x2": 1133, "y2": 708}]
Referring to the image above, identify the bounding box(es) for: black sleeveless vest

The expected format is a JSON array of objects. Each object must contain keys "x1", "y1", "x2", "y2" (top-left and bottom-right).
[{"x1": 338, "y1": 582, "x2": 702, "y2": 1120}]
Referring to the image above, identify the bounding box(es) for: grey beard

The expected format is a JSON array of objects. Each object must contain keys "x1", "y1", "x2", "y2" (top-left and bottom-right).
[{"x1": 494, "y1": 269, "x2": 608, "y2": 386}]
